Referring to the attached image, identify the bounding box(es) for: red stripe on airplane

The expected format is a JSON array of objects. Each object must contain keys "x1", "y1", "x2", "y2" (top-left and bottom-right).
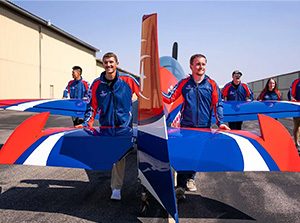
[{"x1": 0, "y1": 112, "x2": 49, "y2": 164}]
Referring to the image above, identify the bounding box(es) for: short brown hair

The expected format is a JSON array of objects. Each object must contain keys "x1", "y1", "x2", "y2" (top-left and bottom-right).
[
  {"x1": 190, "y1": 54, "x2": 207, "y2": 65},
  {"x1": 102, "y1": 52, "x2": 118, "y2": 63}
]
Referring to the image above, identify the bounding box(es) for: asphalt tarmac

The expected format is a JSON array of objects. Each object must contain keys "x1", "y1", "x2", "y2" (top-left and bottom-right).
[{"x1": 0, "y1": 111, "x2": 299, "y2": 223}]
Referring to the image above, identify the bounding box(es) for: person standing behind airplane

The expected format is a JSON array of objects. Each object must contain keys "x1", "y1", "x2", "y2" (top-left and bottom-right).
[
  {"x1": 257, "y1": 78, "x2": 281, "y2": 101},
  {"x1": 63, "y1": 66, "x2": 89, "y2": 126},
  {"x1": 222, "y1": 70, "x2": 253, "y2": 130},
  {"x1": 288, "y1": 78, "x2": 300, "y2": 149},
  {"x1": 76, "y1": 52, "x2": 139, "y2": 201},
  {"x1": 163, "y1": 53, "x2": 230, "y2": 200}
]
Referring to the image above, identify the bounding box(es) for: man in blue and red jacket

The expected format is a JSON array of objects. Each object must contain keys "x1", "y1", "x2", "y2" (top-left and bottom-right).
[
  {"x1": 222, "y1": 70, "x2": 253, "y2": 130},
  {"x1": 63, "y1": 66, "x2": 89, "y2": 126},
  {"x1": 77, "y1": 52, "x2": 139, "y2": 201},
  {"x1": 288, "y1": 78, "x2": 300, "y2": 149},
  {"x1": 288, "y1": 78, "x2": 300, "y2": 101},
  {"x1": 163, "y1": 53, "x2": 230, "y2": 200}
]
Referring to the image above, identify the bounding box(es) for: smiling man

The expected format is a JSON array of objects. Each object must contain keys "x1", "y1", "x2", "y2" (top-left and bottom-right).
[
  {"x1": 163, "y1": 53, "x2": 230, "y2": 200},
  {"x1": 77, "y1": 52, "x2": 139, "y2": 200}
]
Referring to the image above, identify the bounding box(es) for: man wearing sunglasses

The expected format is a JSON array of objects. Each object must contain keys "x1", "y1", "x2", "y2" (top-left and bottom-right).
[{"x1": 222, "y1": 70, "x2": 253, "y2": 130}]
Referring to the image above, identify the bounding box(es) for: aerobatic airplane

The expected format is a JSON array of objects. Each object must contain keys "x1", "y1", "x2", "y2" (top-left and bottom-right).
[{"x1": 0, "y1": 13, "x2": 300, "y2": 223}]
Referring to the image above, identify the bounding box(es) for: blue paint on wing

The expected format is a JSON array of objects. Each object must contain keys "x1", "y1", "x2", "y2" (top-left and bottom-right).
[
  {"x1": 47, "y1": 127, "x2": 134, "y2": 170},
  {"x1": 168, "y1": 128, "x2": 245, "y2": 171}
]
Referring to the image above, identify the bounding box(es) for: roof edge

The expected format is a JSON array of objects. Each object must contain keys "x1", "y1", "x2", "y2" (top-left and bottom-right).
[{"x1": 1, "y1": 0, "x2": 99, "y2": 52}]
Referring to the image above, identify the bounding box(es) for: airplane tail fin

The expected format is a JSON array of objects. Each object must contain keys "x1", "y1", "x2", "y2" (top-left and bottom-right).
[{"x1": 137, "y1": 13, "x2": 178, "y2": 222}]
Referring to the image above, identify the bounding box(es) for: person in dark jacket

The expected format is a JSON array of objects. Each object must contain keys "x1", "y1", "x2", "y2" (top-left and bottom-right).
[
  {"x1": 257, "y1": 78, "x2": 281, "y2": 101},
  {"x1": 77, "y1": 52, "x2": 139, "y2": 200},
  {"x1": 222, "y1": 70, "x2": 253, "y2": 130},
  {"x1": 163, "y1": 53, "x2": 230, "y2": 200},
  {"x1": 63, "y1": 66, "x2": 89, "y2": 126}
]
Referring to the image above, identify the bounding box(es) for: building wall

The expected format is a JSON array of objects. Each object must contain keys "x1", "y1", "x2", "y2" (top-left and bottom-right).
[
  {"x1": 40, "y1": 28, "x2": 98, "y2": 98},
  {"x1": 0, "y1": 8, "x2": 40, "y2": 98},
  {"x1": 96, "y1": 62, "x2": 104, "y2": 78},
  {"x1": 0, "y1": 6, "x2": 99, "y2": 99}
]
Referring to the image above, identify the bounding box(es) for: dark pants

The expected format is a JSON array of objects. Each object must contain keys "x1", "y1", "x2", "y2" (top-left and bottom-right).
[
  {"x1": 229, "y1": 121, "x2": 243, "y2": 130},
  {"x1": 72, "y1": 117, "x2": 84, "y2": 126},
  {"x1": 177, "y1": 171, "x2": 196, "y2": 188}
]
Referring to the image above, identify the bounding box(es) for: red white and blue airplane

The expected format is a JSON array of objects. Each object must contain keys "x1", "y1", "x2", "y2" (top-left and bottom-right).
[{"x1": 0, "y1": 13, "x2": 300, "y2": 223}]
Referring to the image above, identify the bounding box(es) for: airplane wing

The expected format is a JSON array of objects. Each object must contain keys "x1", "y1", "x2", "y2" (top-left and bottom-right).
[
  {"x1": 0, "y1": 112, "x2": 133, "y2": 170},
  {"x1": 0, "y1": 99, "x2": 87, "y2": 118},
  {"x1": 222, "y1": 100, "x2": 300, "y2": 122}
]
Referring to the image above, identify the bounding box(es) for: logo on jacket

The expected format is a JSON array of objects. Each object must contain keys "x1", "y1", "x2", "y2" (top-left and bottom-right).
[
  {"x1": 99, "y1": 90, "x2": 107, "y2": 97},
  {"x1": 185, "y1": 85, "x2": 192, "y2": 90}
]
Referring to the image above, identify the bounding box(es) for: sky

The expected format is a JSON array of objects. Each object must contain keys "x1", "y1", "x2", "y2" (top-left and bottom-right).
[{"x1": 12, "y1": 0, "x2": 300, "y2": 86}]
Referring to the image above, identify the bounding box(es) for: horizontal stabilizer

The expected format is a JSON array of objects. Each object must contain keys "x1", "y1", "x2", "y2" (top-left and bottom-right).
[
  {"x1": 0, "y1": 113, "x2": 133, "y2": 170},
  {"x1": 169, "y1": 114, "x2": 300, "y2": 172}
]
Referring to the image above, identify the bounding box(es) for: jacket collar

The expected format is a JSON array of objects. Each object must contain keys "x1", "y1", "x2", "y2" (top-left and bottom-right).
[{"x1": 100, "y1": 71, "x2": 119, "y2": 84}]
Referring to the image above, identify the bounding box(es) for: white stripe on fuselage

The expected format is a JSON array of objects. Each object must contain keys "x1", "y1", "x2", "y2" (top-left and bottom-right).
[
  {"x1": 138, "y1": 115, "x2": 168, "y2": 140},
  {"x1": 6, "y1": 99, "x2": 59, "y2": 111},
  {"x1": 23, "y1": 132, "x2": 65, "y2": 166},
  {"x1": 279, "y1": 101, "x2": 300, "y2": 106},
  {"x1": 220, "y1": 131, "x2": 269, "y2": 171}
]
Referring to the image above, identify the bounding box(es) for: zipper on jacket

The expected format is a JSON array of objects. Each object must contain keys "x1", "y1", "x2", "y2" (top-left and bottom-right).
[
  {"x1": 196, "y1": 84, "x2": 200, "y2": 127},
  {"x1": 111, "y1": 90, "x2": 117, "y2": 127}
]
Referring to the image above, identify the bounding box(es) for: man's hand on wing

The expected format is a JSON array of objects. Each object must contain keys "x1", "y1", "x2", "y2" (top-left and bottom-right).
[{"x1": 219, "y1": 124, "x2": 231, "y2": 130}]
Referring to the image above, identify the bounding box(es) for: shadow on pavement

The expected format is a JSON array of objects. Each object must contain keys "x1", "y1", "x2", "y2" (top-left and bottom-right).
[
  {"x1": 0, "y1": 153, "x2": 139, "y2": 223},
  {"x1": 177, "y1": 193, "x2": 255, "y2": 220}
]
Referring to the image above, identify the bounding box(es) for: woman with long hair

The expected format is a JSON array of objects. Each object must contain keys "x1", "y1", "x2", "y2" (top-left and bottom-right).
[{"x1": 257, "y1": 78, "x2": 281, "y2": 101}]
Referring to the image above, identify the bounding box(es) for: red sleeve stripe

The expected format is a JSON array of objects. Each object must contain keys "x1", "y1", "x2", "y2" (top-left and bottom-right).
[
  {"x1": 91, "y1": 80, "x2": 100, "y2": 118},
  {"x1": 207, "y1": 79, "x2": 219, "y2": 125},
  {"x1": 222, "y1": 83, "x2": 231, "y2": 98},
  {"x1": 82, "y1": 80, "x2": 89, "y2": 91},
  {"x1": 257, "y1": 89, "x2": 266, "y2": 100},
  {"x1": 291, "y1": 79, "x2": 300, "y2": 99},
  {"x1": 163, "y1": 77, "x2": 190, "y2": 104},
  {"x1": 119, "y1": 75, "x2": 140, "y2": 95},
  {"x1": 67, "y1": 80, "x2": 74, "y2": 93}
]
